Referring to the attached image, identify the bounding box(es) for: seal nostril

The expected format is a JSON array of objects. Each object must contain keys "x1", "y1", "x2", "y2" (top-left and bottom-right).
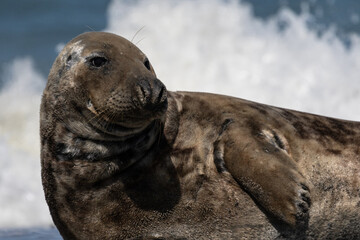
[
  {"x1": 136, "y1": 79, "x2": 166, "y2": 107},
  {"x1": 140, "y1": 86, "x2": 146, "y2": 99},
  {"x1": 157, "y1": 87, "x2": 165, "y2": 103},
  {"x1": 137, "y1": 82, "x2": 151, "y2": 105}
]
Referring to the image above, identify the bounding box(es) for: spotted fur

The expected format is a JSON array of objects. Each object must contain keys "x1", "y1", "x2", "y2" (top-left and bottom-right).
[{"x1": 41, "y1": 32, "x2": 360, "y2": 240}]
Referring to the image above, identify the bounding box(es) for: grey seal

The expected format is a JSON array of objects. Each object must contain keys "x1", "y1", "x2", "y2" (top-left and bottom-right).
[{"x1": 40, "y1": 32, "x2": 359, "y2": 239}]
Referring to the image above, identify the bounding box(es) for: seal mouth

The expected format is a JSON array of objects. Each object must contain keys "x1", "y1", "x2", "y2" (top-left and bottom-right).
[
  {"x1": 86, "y1": 96, "x2": 167, "y2": 125},
  {"x1": 84, "y1": 99, "x2": 158, "y2": 138}
]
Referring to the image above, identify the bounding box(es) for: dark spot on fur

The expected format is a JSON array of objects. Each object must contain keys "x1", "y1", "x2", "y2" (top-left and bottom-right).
[
  {"x1": 249, "y1": 103, "x2": 268, "y2": 115},
  {"x1": 319, "y1": 180, "x2": 334, "y2": 192},
  {"x1": 327, "y1": 149, "x2": 342, "y2": 155},
  {"x1": 291, "y1": 115, "x2": 360, "y2": 152},
  {"x1": 55, "y1": 142, "x2": 66, "y2": 153},
  {"x1": 54, "y1": 143, "x2": 71, "y2": 161},
  {"x1": 281, "y1": 109, "x2": 298, "y2": 121},
  {"x1": 292, "y1": 121, "x2": 309, "y2": 139},
  {"x1": 219, "y1": 118, "x2": 233, "y2": 136},
  {"x1": 247, "y1": 118, "x2": 262, "y2": 136},
  {"x1": 327, "y1": 118, "x2": 356, "y2": 136},
  {"x1": 311, "y1": 119, "x2": 349, "y2": 145}
]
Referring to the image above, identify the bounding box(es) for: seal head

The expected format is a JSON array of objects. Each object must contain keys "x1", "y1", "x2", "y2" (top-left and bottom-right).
[{"x1": 43, "y1": 32, "x2": 167, "y2": 140}]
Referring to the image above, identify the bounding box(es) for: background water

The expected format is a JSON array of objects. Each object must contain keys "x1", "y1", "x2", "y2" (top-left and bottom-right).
[{"x1": 0, "y1": 0, "x2": 359, "y2": 239}]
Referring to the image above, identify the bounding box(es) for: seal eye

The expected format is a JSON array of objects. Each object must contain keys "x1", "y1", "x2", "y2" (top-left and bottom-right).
[
  {"x1": 90, "y1": 57, "x2": 107, "y2": 68},
  {"x1": 144, "y1": 59, "x2": 151, "y2": 70}
]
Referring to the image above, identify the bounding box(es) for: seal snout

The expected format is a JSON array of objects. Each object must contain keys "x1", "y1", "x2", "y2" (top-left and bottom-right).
[{"x1": 136, "y1": 78, "x2": 167, "y2": 109}]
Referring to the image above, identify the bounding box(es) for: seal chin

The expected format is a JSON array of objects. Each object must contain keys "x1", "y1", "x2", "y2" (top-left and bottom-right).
[
  {"x1": 83, "y1": 99, "x2": 165, "y2": 138},
  {"x1": 86, "y1": 89, "x2": 168, "y2": 130}
]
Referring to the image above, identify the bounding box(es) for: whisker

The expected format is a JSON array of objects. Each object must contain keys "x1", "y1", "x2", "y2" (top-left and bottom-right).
[
  {"x1": 104, "y1": 110, "x2": 117, "y2": 130},
  {"x1": 85, "y1": 25, "x2": 96, "y2": 32},
  {"x1": 131, "y1": 26, "x2": 145, "y2": 43},
  {"x1": 85, "y1": 107, "x2": 108, "y2": 125},
  {"x1": 136, "y1": 37, "x2": 146, "y2": 46}
]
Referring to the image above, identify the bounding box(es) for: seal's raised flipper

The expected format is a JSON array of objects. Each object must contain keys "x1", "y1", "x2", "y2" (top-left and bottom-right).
[{"x1": 217, "y1": 119, "x2": 311, "y2": 233}]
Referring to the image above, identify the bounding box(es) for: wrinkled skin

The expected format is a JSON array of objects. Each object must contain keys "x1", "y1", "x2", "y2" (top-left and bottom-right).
[{"x1": 40, "y1": 32, "x2": 360, "y2": 239}]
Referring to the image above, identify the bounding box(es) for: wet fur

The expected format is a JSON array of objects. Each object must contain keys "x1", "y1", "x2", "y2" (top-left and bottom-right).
[{"x1": 41, "y1": 32, "x2": 360, "y2": 239}]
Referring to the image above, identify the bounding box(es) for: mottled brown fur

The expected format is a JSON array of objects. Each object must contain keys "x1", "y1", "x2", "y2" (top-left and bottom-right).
[{"x1": 41, "y1": 32, "x2": 360, "y2": 239}]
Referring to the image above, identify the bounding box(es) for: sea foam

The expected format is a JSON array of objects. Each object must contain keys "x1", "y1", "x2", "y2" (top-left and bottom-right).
[{"x1": 0, "y1": 58, "x2": 51, "y2": 228}]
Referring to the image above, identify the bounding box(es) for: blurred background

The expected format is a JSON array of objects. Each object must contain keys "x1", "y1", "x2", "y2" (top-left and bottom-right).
[{"x1": 0, "y1": 0, "x2": 359, "y2": 238}]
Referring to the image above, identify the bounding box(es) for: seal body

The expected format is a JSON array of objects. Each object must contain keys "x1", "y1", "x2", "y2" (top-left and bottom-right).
[
  {"x1": 40, "y1": 32, "x2": 360, "y2": 239},
  {"x1": 170, "y1": 92, "x2": 360, "y2": 239}
]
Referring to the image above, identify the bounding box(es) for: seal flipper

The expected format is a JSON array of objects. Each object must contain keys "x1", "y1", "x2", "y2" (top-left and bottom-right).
[{"x1": 217, "y1": 122, "x2": 311, "y2": 235}]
